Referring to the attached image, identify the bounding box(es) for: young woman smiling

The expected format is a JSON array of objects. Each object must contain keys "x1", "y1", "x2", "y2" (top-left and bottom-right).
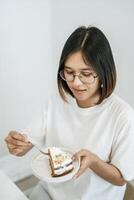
[{"x1": 5, "y1": 26, "x2": 134, "y2": 200}]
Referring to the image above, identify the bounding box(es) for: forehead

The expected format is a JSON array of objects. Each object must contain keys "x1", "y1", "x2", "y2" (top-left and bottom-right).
[{"x1": 64, "y1": 51, "x2": 92, "y2": 71}]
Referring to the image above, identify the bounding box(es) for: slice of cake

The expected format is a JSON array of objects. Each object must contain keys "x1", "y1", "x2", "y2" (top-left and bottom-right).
[{"x1": 48, "y1": 147, "x2": 74, "y2": 177}]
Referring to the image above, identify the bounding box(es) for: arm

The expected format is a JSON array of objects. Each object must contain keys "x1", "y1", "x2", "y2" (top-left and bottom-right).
[{"x1": 74, "y1": 149, "x2": 127, "y2": 186}]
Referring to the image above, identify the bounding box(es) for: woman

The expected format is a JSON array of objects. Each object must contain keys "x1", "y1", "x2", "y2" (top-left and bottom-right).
[{"x1": 5, "y1": 26, "x2": 134, "y2": 200}]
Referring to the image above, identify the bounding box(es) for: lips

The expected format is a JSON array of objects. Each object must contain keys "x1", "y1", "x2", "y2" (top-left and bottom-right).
[
  {"x1": 72, "y1": 88, "x2": 86, "y2": 94},
  {"x1": 73, "y1": 88, "x2": 86, "y2": 92}
]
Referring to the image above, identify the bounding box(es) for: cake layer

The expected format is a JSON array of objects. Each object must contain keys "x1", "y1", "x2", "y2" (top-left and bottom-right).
[{"x1": 48, "y1": 147, "x2": 74, "y2": 177}]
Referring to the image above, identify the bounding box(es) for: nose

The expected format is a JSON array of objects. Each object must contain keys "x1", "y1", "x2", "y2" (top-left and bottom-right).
[{"x1": 73, "y1": 75, "x2": 83, "y2": 87}]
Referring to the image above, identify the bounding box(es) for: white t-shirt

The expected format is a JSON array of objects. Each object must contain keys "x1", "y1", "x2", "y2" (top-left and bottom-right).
[{"x1": 25, "y1": 93, "x2": 134, "y2": 200}]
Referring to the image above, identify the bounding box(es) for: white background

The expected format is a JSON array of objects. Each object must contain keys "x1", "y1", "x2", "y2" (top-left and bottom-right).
[{"x1": 0, "y1": 0, "x2": 134, "y2": 157}]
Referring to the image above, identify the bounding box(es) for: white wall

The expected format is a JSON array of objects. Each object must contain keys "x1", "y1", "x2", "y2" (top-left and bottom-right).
[
  {"x1": 0, "y1": 0, "x2": 134, "y2": 157},
  {"x1": 0, "y1": 0, "x2": 52, "y2": 156}
]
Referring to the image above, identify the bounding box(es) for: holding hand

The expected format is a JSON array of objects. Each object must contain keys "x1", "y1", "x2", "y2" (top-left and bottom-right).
[
  {"x1": 5, "y1": 131, "x2": 33, "y2": 156},
  {"x1": 73, "y1": 149, "x2": 99, "y2": 179}
]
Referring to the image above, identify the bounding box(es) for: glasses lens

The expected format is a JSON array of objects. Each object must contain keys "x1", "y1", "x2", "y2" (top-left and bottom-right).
[
  {"x1": 60, "y1": 70, "x2": 73, "y2": 82},
  {"x1": 64, "y1": 70, "x2": 73, "y2": 81},
  {"x1": 80, "y1": 74, "x2": 95, "y2": 84}
]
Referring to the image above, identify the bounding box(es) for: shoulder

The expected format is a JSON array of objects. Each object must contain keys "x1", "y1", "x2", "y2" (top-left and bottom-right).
[
  {"x1": 110, "y1": 94, "x2": 134, "y2": 117},
  {"x1": 109, "y1": 94, "x2": 134, "y2": 129}
]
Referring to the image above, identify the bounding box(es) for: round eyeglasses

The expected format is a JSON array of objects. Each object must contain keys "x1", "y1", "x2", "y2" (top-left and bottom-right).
[{"x1": 59, "y1": 69, "x2": 98, "y2": 84}]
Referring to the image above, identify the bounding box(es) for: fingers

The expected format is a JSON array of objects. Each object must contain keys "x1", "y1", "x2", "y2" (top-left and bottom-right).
[
  {"x1": 5, "y1": 131, "x2": 28, "y2": 146},
  {"x1": 8, "y1": 145, "x2": 26, "y2": 155},
  {"x1": 74, "y1": 157, "x2": 89, "y2": 179},
  {"x1": 6, "y1": 137, "x2": 28, "y2": 146},
  {"x1": 5, "y1": 131, "x2": 32, "y2": 156},
  {"x1": 10, "y1": 131, "x2": 27, "y2": 142},
  {"x1": 7, "y1": 141, "x2": 32, "y2": 156},
  {"x1": 73, "y1": 149, "x2": 89, "y2": 161},
  {"x1": 73, "y1": 149, "x2": 90, "y2": 179},
  {"x1": 73, "y1": 149, "x2": 99, "y2": 179}
]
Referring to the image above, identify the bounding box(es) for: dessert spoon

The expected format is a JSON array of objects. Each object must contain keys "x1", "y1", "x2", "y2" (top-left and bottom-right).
[{"x1": 34, "y1": 145, "x2": 49, "y2": 155}]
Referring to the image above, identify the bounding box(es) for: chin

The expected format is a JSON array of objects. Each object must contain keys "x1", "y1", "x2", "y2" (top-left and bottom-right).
[{"x1": 74, "y1": 94, "x2": 89, "y2": 101}]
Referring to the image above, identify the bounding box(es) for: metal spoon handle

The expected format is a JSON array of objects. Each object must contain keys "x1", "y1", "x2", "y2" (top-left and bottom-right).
[{"x1": 35, "y1": 145, "x2": 49, "y2": 155}]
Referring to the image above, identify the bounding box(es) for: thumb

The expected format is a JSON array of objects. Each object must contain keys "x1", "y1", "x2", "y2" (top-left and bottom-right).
[
  {"x1": 74, "y1": 149, "x2": 87, "y2": 160},
  {"x1": 22, "y1": 134, "x2": 29, "y2": 142}
]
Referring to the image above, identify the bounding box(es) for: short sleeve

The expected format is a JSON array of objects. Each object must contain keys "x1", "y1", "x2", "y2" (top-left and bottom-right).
[
  {"x1": 110, "y1": 115, "x2": 134, "y2": 181},
  {"x1": 22, "y1": 108, "x2": 47, "y2": 150}
]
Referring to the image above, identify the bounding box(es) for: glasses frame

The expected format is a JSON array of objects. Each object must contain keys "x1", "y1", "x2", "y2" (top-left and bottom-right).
[{"x1": 59, "y1": 69, "x2": 98, "y2": 84}]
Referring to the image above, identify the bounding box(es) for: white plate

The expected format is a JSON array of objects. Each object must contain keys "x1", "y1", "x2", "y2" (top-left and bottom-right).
[{"x1": 31, "y1": 147, "x2": 80, "y2": 183}]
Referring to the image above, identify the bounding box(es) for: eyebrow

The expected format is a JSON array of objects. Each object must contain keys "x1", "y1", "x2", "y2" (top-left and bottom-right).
[{"x1": 64, "y1": 66, "x2": 93, "y2": 71}]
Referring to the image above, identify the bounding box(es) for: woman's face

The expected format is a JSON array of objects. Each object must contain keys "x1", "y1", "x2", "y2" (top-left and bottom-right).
[{"x1": 64, "y1": 51, "x2": 101, "y2": 108}]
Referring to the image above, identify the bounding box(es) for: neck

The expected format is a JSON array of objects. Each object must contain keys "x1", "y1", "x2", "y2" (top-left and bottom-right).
[{"x1": 76, "y1": 94, "x2": 101, "y2": 108}]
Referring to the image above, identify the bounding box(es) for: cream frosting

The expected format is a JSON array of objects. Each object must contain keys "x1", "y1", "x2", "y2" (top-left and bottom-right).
[{"x1": 49, "y1": 147, "x2": 73, "y2": 175}]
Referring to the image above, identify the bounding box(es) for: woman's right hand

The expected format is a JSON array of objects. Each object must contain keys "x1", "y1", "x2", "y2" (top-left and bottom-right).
[{"x1": 5, "y1": 131, "x2": 33, "y2": 156}]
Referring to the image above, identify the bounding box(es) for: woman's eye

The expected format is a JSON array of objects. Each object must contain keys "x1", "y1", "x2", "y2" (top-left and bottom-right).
[
  {"x1": 82, "y1": 72, "x2": 92, "y2": 77},
  {"x1": 65, "y1": 71, "x2": 73, "y2": 75}
]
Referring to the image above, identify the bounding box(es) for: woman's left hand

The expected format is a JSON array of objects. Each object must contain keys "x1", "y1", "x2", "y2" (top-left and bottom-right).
[{"x1": 73, "y1": 149, "x2": 99, "y2": 179}]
